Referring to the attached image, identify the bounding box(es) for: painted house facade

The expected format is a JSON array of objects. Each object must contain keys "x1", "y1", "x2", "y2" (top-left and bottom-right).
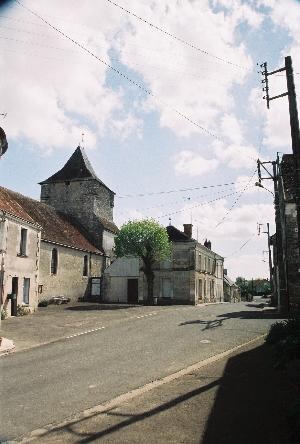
[
  {"x1": 103, "y1": 224, "x2": 224, "y2": 304},
  {"x1": 0, "y1": 208, "x2": 40, "y2": 317}
]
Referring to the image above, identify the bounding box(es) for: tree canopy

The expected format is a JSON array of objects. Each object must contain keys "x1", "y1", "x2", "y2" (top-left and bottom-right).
[{"x1": 114, "y1": 219, "x2": 171, "y2": 262}]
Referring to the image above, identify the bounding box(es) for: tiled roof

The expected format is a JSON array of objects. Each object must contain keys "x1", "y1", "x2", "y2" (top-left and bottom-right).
[
  {"x1": 281, "y1": 154, "x2": 297, "y2": 202},
  {"x1": 0, "y1": 186, "x2": 102, "y2": 254},
  {"x1": 166, "y1": 225, "x2": 191, "y2": 241},
  {"x1": 39, "y1": 146, "x2": 114, "y2": 193}
]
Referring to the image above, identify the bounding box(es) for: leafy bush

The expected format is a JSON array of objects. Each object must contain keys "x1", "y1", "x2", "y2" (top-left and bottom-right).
[
  {"x1": 266, "y1": 318, "x2": 300, "y2": 345},
  {"x1": 266, "y1": 318, "x2": 300, "y2": 367},
  {"x1": 16, "y1": 304, "x2": 31, "y2": 316},
  {"x1": 1, "y1": 308, "x2": 8, "y2": 320}
]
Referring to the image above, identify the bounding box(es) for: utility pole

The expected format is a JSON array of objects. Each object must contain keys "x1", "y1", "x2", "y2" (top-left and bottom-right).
[{"x1": 260, "y1": 56, "x2": 300, "y2": 253}]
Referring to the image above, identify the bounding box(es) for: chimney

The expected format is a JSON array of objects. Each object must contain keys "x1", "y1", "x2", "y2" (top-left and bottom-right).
[
  {"x1": 183, "y1": 223, "x2": 193, "y2": 239},
  {"x1": 224, "y1": 268, "x2": 227, "y2": 275}
]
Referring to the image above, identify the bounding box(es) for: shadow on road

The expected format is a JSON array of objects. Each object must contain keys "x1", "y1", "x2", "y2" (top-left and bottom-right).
[
  {"x1": 34, "y1": 379, "x2": 221, "y2": 443},
  {"x1": 179, "y1": 308, "x2": 283, "y2": 331},
  {"x1": 179, "y1": 319, "x2": 224, "y2": 330},
  {"x1": 202, "y1": 343, "x2": 297, "y2": 444},
  {"x1": 66, "y1": 304, "x2": 139, "y2": 311}
]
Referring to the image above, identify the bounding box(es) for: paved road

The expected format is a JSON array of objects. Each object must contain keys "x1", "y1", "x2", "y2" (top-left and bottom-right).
[{"x1": 0, "y1": 301, "x2": 280, "y2": 441}]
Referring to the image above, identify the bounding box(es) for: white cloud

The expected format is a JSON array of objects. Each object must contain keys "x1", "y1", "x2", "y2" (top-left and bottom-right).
[
  {"x1": 174, "y1": 150, "x2": 219, "y2": 176},
  {"x1": 214, "y1": 141, "x2": 258, "y2": 169}
]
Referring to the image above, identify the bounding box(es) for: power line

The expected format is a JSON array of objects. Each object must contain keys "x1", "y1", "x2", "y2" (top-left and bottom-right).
[
  {"x1": 104, "y1": 0, "x2": 251, "y2": 71},
  {"x1": 116, "y1": 180, "x2": 250, "y2": 198},
  {"x1": 224, "y1": 233, "x2": 256, "y2": 259},
  {"x1": 116, "y1": 186, "x2": 238, "y2": 215},
  {"x1": 156, "y1": 190, "x2": 241, "y2": 219},
  {"x1": 214, "y1": 169, "x2": 257, "y2": 228},
  {"x1": 14, "y1": 0, "x2": 227, "y2": 142}
]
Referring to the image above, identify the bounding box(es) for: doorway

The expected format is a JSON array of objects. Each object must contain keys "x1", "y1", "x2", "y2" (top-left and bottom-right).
[
  {"x1": 127, "y1": 279, "x2": 138, "y2": 304},
  {"x1": 198, "y1": 279, "x2": 203, "y2": 302},
  {"x1": 11, "y1": 277, "x2": 18, "y2": 316},
  {"x1": 162, "y1": 278, "x2": 172, "y2": 299}
]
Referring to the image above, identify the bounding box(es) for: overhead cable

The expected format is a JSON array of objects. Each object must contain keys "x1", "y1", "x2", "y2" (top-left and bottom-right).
[
  {"x1": 15, "y1": 0, "x2": 224, "y2": 141},
  {"x1": 156, "y1": 190, "x2": 242, "y2": 219},
  {"x1": 214, "y1": 169, "x2": 257, "y2": 228},
  {"x1": 224, "y1": 233, "x2": 256, "y2": 258},
  {"x1": 116, "y1": 180, "x2": 250, "y2": 198},
  {"x1": 104, "y1": 0, "x2": 251, "y2": 71}
]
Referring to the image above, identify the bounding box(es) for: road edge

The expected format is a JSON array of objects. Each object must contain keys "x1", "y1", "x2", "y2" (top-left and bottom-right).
[{"x1": 19, "y1": 333, "x2": 266, "y2": 443}]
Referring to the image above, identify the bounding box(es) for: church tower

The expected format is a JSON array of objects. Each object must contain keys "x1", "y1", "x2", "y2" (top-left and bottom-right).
[{"x1": 39, "y1": 146, "x2": 117, "y2": 253}]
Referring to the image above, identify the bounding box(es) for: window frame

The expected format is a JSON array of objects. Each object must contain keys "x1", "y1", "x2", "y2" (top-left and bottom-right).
[
  {"x1": 50, "y1": 248, "x2": 58, "y2": 275},
  {"x1": 18, "y1": 228, "x2": 28, "y2": 257}
]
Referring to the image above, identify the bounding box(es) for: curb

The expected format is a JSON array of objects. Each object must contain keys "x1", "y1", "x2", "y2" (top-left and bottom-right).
[
  {"x1": 19, "y1": 334, "x2": 266, "y2": 443},
  {"x1": 0, "y1": 338, "x2": 15, "y2": 356}
]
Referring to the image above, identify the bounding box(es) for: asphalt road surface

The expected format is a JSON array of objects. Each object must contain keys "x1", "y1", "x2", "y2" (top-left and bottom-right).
[{"x1": 0, "y1": 301, "x2": 279, "y2": 441}]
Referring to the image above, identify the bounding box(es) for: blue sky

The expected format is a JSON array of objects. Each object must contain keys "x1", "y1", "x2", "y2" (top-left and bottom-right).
[{"x1": 1, "y1": 0, "x2": 300, "y2": 279}]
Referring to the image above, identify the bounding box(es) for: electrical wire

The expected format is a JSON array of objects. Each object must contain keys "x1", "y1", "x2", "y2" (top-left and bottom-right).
[
  {"x1": 14, "y1": 0, "x2": 229, "y2": 142},
  {"x1": 156, "y1": 190, "x2": 242, "y2": 219},
  {"x1": 223, "y1": 233, "x2": 256, "y2": 259},
  {"x1": 116, "y1": 186, "x2": 238, "y2": 215},
  {"x1": 104, "y1": 0, "x2": 251, "y2": 71},
  {"x1": 214, "y1": 169, "x2": 257, "y2": 228},
  {"x1": 116, "y1": 180, "x2": 250, "y2": 198},
  {"x1": 14, "y1": 0, "x2": 259, "y2": 156}
]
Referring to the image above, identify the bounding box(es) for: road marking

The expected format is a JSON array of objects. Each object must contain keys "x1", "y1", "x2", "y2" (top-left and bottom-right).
[
  {"x1": 65, "y1": 326, "x2": 106, "y2": 340},
  {"x1": 20, "y1": 334, "x2": 266, "y2": 443}
]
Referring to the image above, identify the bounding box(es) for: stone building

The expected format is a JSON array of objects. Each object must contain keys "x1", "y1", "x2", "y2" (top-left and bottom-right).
[
  {"x1": 0, "y1": 146, "x2": 118, "y2": 316},
  {"x1": 103, "y1": 224, "x2": 224, "y2": 304},
  {"x1": 271, "y1": 154, "x2": 300, "y2": 311},
  {"x1": 223, "y1": 270, "x2": 241, "y2": 303}
]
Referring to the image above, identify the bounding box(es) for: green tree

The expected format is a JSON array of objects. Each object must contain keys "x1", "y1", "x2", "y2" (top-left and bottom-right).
[{"x1": 114, "y1": 219, "x2": 171, "y2": 304}]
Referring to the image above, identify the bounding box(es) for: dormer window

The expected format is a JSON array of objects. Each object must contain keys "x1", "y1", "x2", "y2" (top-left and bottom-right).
[{"x1": 19, "y1": 228, "x2": 27, "y2": 256}]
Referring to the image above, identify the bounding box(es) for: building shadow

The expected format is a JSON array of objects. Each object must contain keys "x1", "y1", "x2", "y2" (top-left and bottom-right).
[
  {"x1": 216, "y1": 309, "x2": 283, "y2": 320},
  {"x1": 66, "y1": 304, "x2": 139, "y2": 311},
  {"x1": 202, "y1": 343, "x2": 296, "y2": 444},
  {"x1": 33, "y1": 379, "x2": 221, "y2": 443}
]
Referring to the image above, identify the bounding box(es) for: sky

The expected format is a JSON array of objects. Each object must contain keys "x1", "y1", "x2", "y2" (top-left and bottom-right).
[{"x1": 1, "y1": 0, "x2": 300, "y2": 280}]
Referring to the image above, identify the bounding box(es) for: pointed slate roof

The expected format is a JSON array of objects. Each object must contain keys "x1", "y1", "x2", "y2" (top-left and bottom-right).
[{"x1": 39, "y1": 146, "x2": 114, "y2": 193}]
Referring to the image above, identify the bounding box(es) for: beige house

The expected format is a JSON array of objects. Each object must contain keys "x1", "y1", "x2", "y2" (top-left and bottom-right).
[
  {"x1": 0, "y1": 146, "x2": 118, "y2": 316},
  {"x1": 103, "y1": 224, "x2": 224, "y2": 305}
]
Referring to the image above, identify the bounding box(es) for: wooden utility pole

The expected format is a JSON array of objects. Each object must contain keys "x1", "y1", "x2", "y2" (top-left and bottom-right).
[{"x1": 260, "y1": 55, "x2": 300, "y2": 253}]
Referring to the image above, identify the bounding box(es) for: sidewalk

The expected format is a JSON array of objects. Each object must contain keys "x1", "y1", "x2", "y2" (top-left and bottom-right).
[{"x1": 21, "y1": 337, "x2": 300, "y2": 444}]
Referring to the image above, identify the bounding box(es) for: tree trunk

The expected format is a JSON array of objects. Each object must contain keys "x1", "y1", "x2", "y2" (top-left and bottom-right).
[{"x1": 145, "y1": 271, "x2": 154, "y2": 305}]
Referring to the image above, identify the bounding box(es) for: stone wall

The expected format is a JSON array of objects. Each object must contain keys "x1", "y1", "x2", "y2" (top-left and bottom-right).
[
  {"x1": 0, "y1": 215, "x2": 40, "y2": 316},
  {"x1": 39, "y1": 241, "x2": 103, "y2": 302},
  {"x1": 285, "y1": 202, "x2": 300, "y2": 307},
  {"x1": 41, "y1": 179, "x2": 115, "y2": 250}
]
